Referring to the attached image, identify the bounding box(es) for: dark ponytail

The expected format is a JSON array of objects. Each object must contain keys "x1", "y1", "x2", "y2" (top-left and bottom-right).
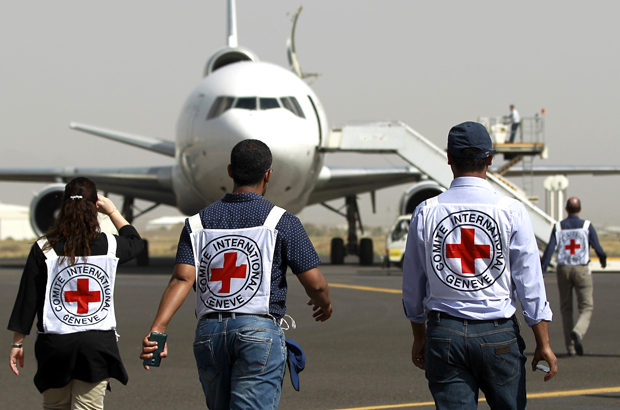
[{"x1": 42, "y1": 177, "x2": 100, "y2": 265}]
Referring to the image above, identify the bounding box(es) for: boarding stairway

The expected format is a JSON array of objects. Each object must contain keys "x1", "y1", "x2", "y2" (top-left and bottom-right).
[{"x1": 323, "y1": 121, "x2": 555, "y2": 249}]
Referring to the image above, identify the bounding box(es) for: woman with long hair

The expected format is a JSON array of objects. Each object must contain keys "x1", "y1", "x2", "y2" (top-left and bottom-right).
[{"x1": 8, "y1": 177, "x2": 143, "y2": 410}]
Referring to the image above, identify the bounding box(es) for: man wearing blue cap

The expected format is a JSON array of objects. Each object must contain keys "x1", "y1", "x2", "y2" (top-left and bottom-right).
[{"x1": 402, "y1": 122, "x2": 558, "y2": 409}]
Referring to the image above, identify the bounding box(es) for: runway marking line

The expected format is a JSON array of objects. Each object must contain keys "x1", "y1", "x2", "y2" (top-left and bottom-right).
[
  {"x1": 328, "y1": 283, "x2": 401, "y2": 294},
  {"x1": 329, "y1": 386, "x2": 620, "y2": 409}
]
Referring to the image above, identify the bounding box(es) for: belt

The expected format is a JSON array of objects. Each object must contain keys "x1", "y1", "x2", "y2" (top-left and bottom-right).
[
  {"x1": 428, "y1": 311, "x2": 515, "y2": 324},
  {"x1": 557, "y1": 263, "x2": 589, "y2": 266},
  {"x1": 428, "y1": 311, "x2": 465, "y2": 321},
  {"x1": 203, "y1": 312, "x2": 271, "y2": 320}
]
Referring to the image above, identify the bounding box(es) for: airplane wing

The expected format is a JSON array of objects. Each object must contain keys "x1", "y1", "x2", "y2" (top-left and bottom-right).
[
  {"x1": 307, "y1": 165, "x2": 421, "y2": 205},
  {"x1": 0, "y1": 122, "x2": 177, "y2": 205},
  {"x1": 495, "y1": 165, "x2": 620, "y2": 177},
  {"x1": 70, "y1": 123, "x2": 175, "y2": 157},
  {"x1": 0, "y1": 166, "x2": 176, "y2": 206}
]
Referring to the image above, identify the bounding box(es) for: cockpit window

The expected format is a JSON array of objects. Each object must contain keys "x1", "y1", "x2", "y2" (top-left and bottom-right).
[
  {"x1": 280, "y1": 97, "x2": 305, "y2": 118},
  {"x1": 206, "y1": 96, "x2": 235, "y2": 120},
  {"x1": 280, "y1": 98, "x2": 293, "y2": 113},
  {"x1": 206, "y1": 95, "x2": 306, "y2": 120},
  {"x1": 289, "y1": 97, "x2": 305, "y2": 118},
  {"x1": 260, "y1": 98, "x2": 280, "y2": 110},
  {"x1": 235, "y1": 97, "x2": 257, "y2": 110}
]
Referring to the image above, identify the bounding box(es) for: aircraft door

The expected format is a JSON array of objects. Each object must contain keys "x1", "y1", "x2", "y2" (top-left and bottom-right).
[{"x1": 307, "y1": 95, "x2": 322, "y2": 146}]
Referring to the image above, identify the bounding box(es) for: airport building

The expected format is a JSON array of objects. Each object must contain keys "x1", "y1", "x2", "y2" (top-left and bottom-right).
[{"x1": 0, "y1": 202, "x2": 36, "y2": 240}]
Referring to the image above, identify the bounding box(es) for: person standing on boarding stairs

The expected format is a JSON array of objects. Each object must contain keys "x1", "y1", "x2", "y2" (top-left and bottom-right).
[
  {"x1": 541, "y1": 197, "x2": 606, "y2": 356},
  {"x1": 140, "y1": 139, "x2": 332, "y2": 410},
  {"x1": 507, "y1": 104, "x2": 521, "y2": 143},
  {"x1": 8, "y1": 177, "x2": 144, "y2": 410},
  {"x1": 402, "y1": 121, "x2": 557, "y2": 410}
]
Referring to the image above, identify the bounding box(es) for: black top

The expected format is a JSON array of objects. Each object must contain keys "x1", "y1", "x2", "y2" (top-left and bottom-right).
[{"x1": 8, "y1": 225, "x2": 143, "y2": 392}]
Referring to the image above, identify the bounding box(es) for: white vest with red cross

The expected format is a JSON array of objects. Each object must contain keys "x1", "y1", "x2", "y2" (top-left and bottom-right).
[
  {"x1": 188, "y1": 206, "x2": 286, "y2": 318},
  {"x1": 555, "y1": 220, "x2": 590, "y2": 266},
  {"x1": 40, "y1": 233, "x2": 119, "y2": 334},
  {"x1": 422, "y1": 196, "x2": 515, "y2": 301}
]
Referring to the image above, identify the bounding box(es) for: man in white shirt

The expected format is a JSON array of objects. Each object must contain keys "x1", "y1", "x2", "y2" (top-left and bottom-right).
[{"x1": 402, "y1": 121, "x2": 557, "y2": 410}]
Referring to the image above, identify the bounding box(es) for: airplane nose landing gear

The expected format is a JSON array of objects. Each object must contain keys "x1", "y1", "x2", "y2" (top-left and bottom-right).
[
  {"x1": 121, "y1": 196, "x2": 151, "y2": 267},
  {"x1": 326, "y1": 195, "x2": 374, "y2": 266}
]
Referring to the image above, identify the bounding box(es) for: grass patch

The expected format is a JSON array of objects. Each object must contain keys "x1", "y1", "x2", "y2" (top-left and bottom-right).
[
  {"x1": 595, "y1": 232, "x2": 620, "y2": 258},
  {"x1": 143, "y1": 223, "x2": 387, "y2": 259},
  {"x1": 0, "y1": 239, "x2": 34, "y2": 258},
  {"x1": 0, "y1": 224, "x2": 389, "y2": 260},
  {"x1": 2, "y1": 227, "x2": 615, "y2": 261}
]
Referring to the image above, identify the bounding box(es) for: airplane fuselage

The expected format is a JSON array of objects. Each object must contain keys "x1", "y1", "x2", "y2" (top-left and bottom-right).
[{"x1": 173, "y1": 61, "x2": 329, "y2": 215}]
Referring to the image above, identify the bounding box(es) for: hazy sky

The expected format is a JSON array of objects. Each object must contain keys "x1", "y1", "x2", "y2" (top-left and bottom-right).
[{"x1": 2, "y1": 1, "x2": 620, "y2": 230}]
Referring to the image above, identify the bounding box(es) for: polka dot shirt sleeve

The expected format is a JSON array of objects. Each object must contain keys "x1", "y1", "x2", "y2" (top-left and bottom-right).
[
  {"x1": 175, "y1": 222, "x2": 196, "y2": 266},
  {"x1": 277, "y1": 213, "x2": 321, "y2": 274}
]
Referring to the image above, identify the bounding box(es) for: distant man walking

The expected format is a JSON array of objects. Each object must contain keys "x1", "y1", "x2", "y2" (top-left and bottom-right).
[
  {"x1": 541, "y1": 197, "x2": 606, "y2": 356},
  {"x1": 403, "y1": 121, "x2": 557, "y2": 410},
  {"x1": 140, "y1": 139, "x2": 332, "y2": 409}
]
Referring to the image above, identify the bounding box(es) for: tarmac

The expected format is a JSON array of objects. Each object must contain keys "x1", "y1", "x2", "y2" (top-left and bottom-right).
[{"x1": 2, "y1": 256, "x2": 620, "y2": 409}]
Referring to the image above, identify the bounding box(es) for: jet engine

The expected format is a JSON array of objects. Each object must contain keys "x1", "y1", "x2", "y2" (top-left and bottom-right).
[
  {"x1": 383, "y1": 181, "x2": 445, "y2": 268},
  {"x1": 398, "y1": 180, "x2": 445, "y2": 214},
  {"x1": 29, "y1": 183, "x2": 65, "y2": 236},
  {"x1": 204, "y1": 47, "x2": 259, "y2": 77}
]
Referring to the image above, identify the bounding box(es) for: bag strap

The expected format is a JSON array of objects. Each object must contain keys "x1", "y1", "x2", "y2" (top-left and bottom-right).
[
  {"x1": 105, "y1": 233, "x2": 117, "y2": 256},
  {"x1": 37, "y1": 238, "x2": 57, "y2": 259},
  {"x1": 187, "y1": 207, "x2": 286, "y2": 233},
  {"x1": 188, "y1": 213, "x2": 203, "y2": 233},
  {"x1": 264, "y1": 206, "x2": 286, "y2": 230}
]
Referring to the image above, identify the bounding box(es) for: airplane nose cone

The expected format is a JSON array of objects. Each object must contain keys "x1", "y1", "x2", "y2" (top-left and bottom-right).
[{"x1": 188, "y1": 109, "x2": 319, "y2": 213}]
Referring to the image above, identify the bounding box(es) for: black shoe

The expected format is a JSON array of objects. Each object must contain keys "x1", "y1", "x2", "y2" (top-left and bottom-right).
[{"x1": 571, "y1": 331, "x2": 584, "y2": 356}]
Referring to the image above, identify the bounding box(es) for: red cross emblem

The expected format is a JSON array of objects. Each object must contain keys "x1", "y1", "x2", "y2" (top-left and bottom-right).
[
  {"x1": 565, "y1": 239, "x2": 581, "y2": 255},
  {"x1": 446, "y1": 228, "x2": 491, "y2": 274},
  {"x1": 210, "y1": 252, "x2": 247, "y2": 293},
  {"x1": 64, "y1": 278, "x2": 101, "y2": 314}
]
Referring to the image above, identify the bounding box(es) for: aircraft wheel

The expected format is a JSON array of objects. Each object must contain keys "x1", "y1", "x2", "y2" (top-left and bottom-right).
[
  {"x1": 136, "y1": 239, "x2": 149, "y2": 266},
  {"x1": 331, "y1": 237, "x2": 345, "y2": 265},
  {"x1": 359, "y1": 238, "x2": 374, "y2": 266}
]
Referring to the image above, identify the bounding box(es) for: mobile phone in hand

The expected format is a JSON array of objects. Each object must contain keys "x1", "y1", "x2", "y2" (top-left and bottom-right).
[
  {"x1": 143, "y1": 332, "x2": 167, "y2": 367},
  {"x1": 535, "y1": 363, "x2": 550, "y2": 373}
]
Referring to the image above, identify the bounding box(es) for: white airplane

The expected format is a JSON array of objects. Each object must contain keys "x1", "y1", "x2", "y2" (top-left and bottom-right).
[
  {"x1": 3, "y1": 2, "x2": 619, "y2": 266},
  {"x1": 0, "y1": 1, "x2": 420, "y2": 265}
]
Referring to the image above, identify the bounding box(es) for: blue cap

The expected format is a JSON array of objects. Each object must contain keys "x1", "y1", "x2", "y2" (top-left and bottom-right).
[
  {"x1": 286, "y1": 339, "x2": 305, "y2": 391},
  {"x1": 447, "y1": 121, "x2": 495, "y2": 158}
]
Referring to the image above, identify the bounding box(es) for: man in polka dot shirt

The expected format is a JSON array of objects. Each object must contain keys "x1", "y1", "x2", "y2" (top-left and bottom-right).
[{"x1": 141, "y1": 139, "x2": 332, "y2": 409}]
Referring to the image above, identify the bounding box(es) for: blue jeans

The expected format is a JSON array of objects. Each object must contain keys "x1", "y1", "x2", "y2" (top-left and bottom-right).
[
  {"x1": 425, "y1": 313, "x2": 527, "y2": 410},
  {"x1": 193, "y1": 314, "x2": 286, "y2": 410}
]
